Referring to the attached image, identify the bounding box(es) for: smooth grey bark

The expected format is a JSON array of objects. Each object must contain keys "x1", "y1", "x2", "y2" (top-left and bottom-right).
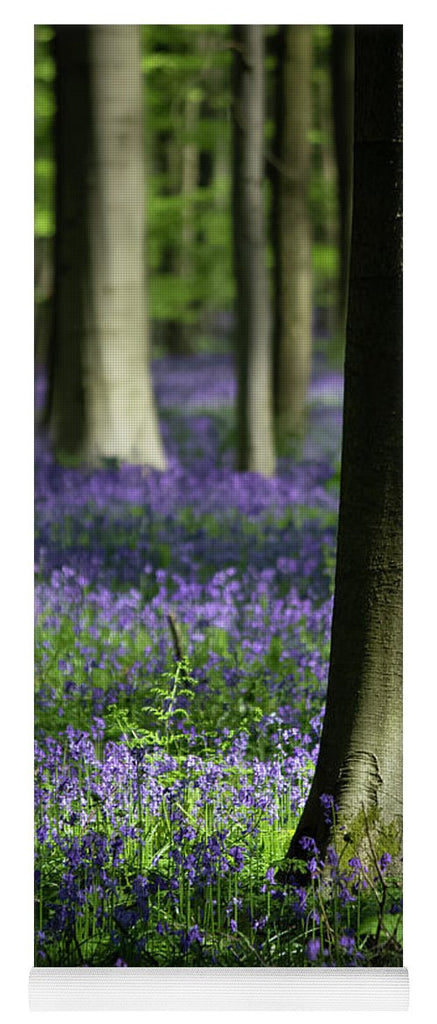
[
  {"x1": 331, "y1": 26, "x2": 354, "y2": 341},
  {"x1": 233, "y1": 25, "x2": 276, "y2": 477},
  {"x1": 274, "y1": 26, "x2": 313, "y2": 440},
  {"x1": 283, "y1": 26, "x2": 402, "y2": 872},
  {"x1": 47, "y1": 26, "x2": 166, "y2": 469},
  {"x1": 85, "y1": 27, "x2": 166, "y2": 467}
]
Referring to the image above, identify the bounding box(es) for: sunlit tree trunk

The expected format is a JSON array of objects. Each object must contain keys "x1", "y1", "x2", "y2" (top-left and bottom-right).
[
  {"x1": 85, "y1": 26, "x2": 166, "y2": 466},
  {"x1": 283, "y1": 25, "x2": 402, "y2": 872},
  {"x1": 273, "y1": 26, "x2": 313, "y2": 441},
  {"x1": 332, "y1": 25, "x2": 354, "y2": 341},
  {"x1": 233, "y1": 25, "x2": 276, "y2": 476},
  {"x1": 47, "y1": 26, "x2": 166, "y2": 469}
]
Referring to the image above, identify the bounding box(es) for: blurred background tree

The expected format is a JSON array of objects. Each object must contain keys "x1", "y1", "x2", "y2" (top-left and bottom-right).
[
  {"x1": 232, "y1": 25, "x2": 276, "y2": 477},
  {"x1": 331, "y1": 25, "x2": 354, "y2": 342},
  {"x1": 308, "y1": 25, "x2": 341, "y2": 346},
  {"x1": 45, "y1": 25, "x2": 166, "y2": 468},
  {"x1": 143, "y1": 24, "x2": 234, "y2": 354},
  {"x1": 34, "y1": 25, "x2": 55, "y2": 366},
  {"x1": 271, "y1": 25, "x2": 313, "y2": 443}
]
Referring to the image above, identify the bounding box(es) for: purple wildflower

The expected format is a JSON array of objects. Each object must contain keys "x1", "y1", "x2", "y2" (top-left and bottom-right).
[{"x1": 306, "y1": 938, "x2": 321, "y2": 962}]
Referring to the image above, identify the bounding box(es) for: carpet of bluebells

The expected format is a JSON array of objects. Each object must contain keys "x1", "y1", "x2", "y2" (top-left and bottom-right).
[{"x1": 34, "y1": 352, "x2": 402, "y2": 967}]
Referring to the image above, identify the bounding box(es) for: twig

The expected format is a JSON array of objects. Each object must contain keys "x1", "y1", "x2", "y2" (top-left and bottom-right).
[{"x1": 167, "y1": 611, "x2": 184, "y2": 663}]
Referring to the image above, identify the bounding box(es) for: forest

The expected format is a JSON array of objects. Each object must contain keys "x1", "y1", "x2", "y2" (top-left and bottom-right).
[{"x1": 34, "y1": 24, "x2": 402, "y2": 969}]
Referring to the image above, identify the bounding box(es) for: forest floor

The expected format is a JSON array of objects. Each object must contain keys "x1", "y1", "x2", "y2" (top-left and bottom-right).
[{"x1": 34, "y1": 351, "x2": 402, "y2": 967}]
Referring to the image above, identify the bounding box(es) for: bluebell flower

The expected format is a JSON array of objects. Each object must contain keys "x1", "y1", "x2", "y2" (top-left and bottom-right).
[{"x1": 306, "y1": 938, "x2": 321, "y2": 962}]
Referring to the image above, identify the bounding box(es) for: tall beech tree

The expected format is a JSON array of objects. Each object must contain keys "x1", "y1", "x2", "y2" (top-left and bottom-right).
[
  {"x1": 273, "y1": 25, "x2": 313, "y2": 440},
  {"x1": 46, "y1": 26, "x2": 166, "y2": 468},
  {"x1": 232, "y1": 25, "x2": 276, "y2": 476},
  {"x1": 283, "y1": 25, "x2": 402, "y2": 872}
]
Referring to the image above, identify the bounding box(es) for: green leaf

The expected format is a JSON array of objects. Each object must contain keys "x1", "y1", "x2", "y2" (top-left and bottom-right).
[{"x1": 359, "y1": 911, "x2": 403, "y2": 942}]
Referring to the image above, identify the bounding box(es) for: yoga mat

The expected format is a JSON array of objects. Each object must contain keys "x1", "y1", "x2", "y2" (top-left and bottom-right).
[{"x1": 32, "y1": 19, "x2": 406, "y2": 1011}]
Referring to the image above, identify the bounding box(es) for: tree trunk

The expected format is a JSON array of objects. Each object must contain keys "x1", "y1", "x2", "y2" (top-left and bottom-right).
[
  {"x1": 178, "y1": 82, "x2": 201, "y2": 352},
  {"x1": 316, "y1": 40, "x2": 339, "y2": 343},
  {"x1": 274, "y1": 26, "x2": 313, "y2": 440},
  {"x1": 158, "y1": 133, "x2": 187, "y2": 355},
  {"x1": 85, "y1": 27, "x2": 166, "y2": 467},
  {"x1": 270, "y1": 26, "x2": 283, "y2": 425},
  {"x1": 181, "y1": 84, "x2": 199, "y2": 258},
  {"x1": 331, "y1": 26, "x2": 354, "y2": 342},
  {"x1": 283, "y1": 25, "x2": 402, "y2": 873},
  {"x1": 44, "y1": 26, "x2": 90, "y2": 447},
  {"x1": 34, "y1": 236, "x2": 53, "y2": 367},
  {"x1": 47, "y1": 26, "x2": 166, "y2": 469},
  {"x1": 233, "y1": 25, "x2": 276, "y2": 477}
]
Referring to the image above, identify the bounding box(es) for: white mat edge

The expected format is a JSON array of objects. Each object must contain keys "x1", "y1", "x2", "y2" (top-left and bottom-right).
[{"x1": 29, "y1": 966, "x2": 409, "y2": 1011}]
